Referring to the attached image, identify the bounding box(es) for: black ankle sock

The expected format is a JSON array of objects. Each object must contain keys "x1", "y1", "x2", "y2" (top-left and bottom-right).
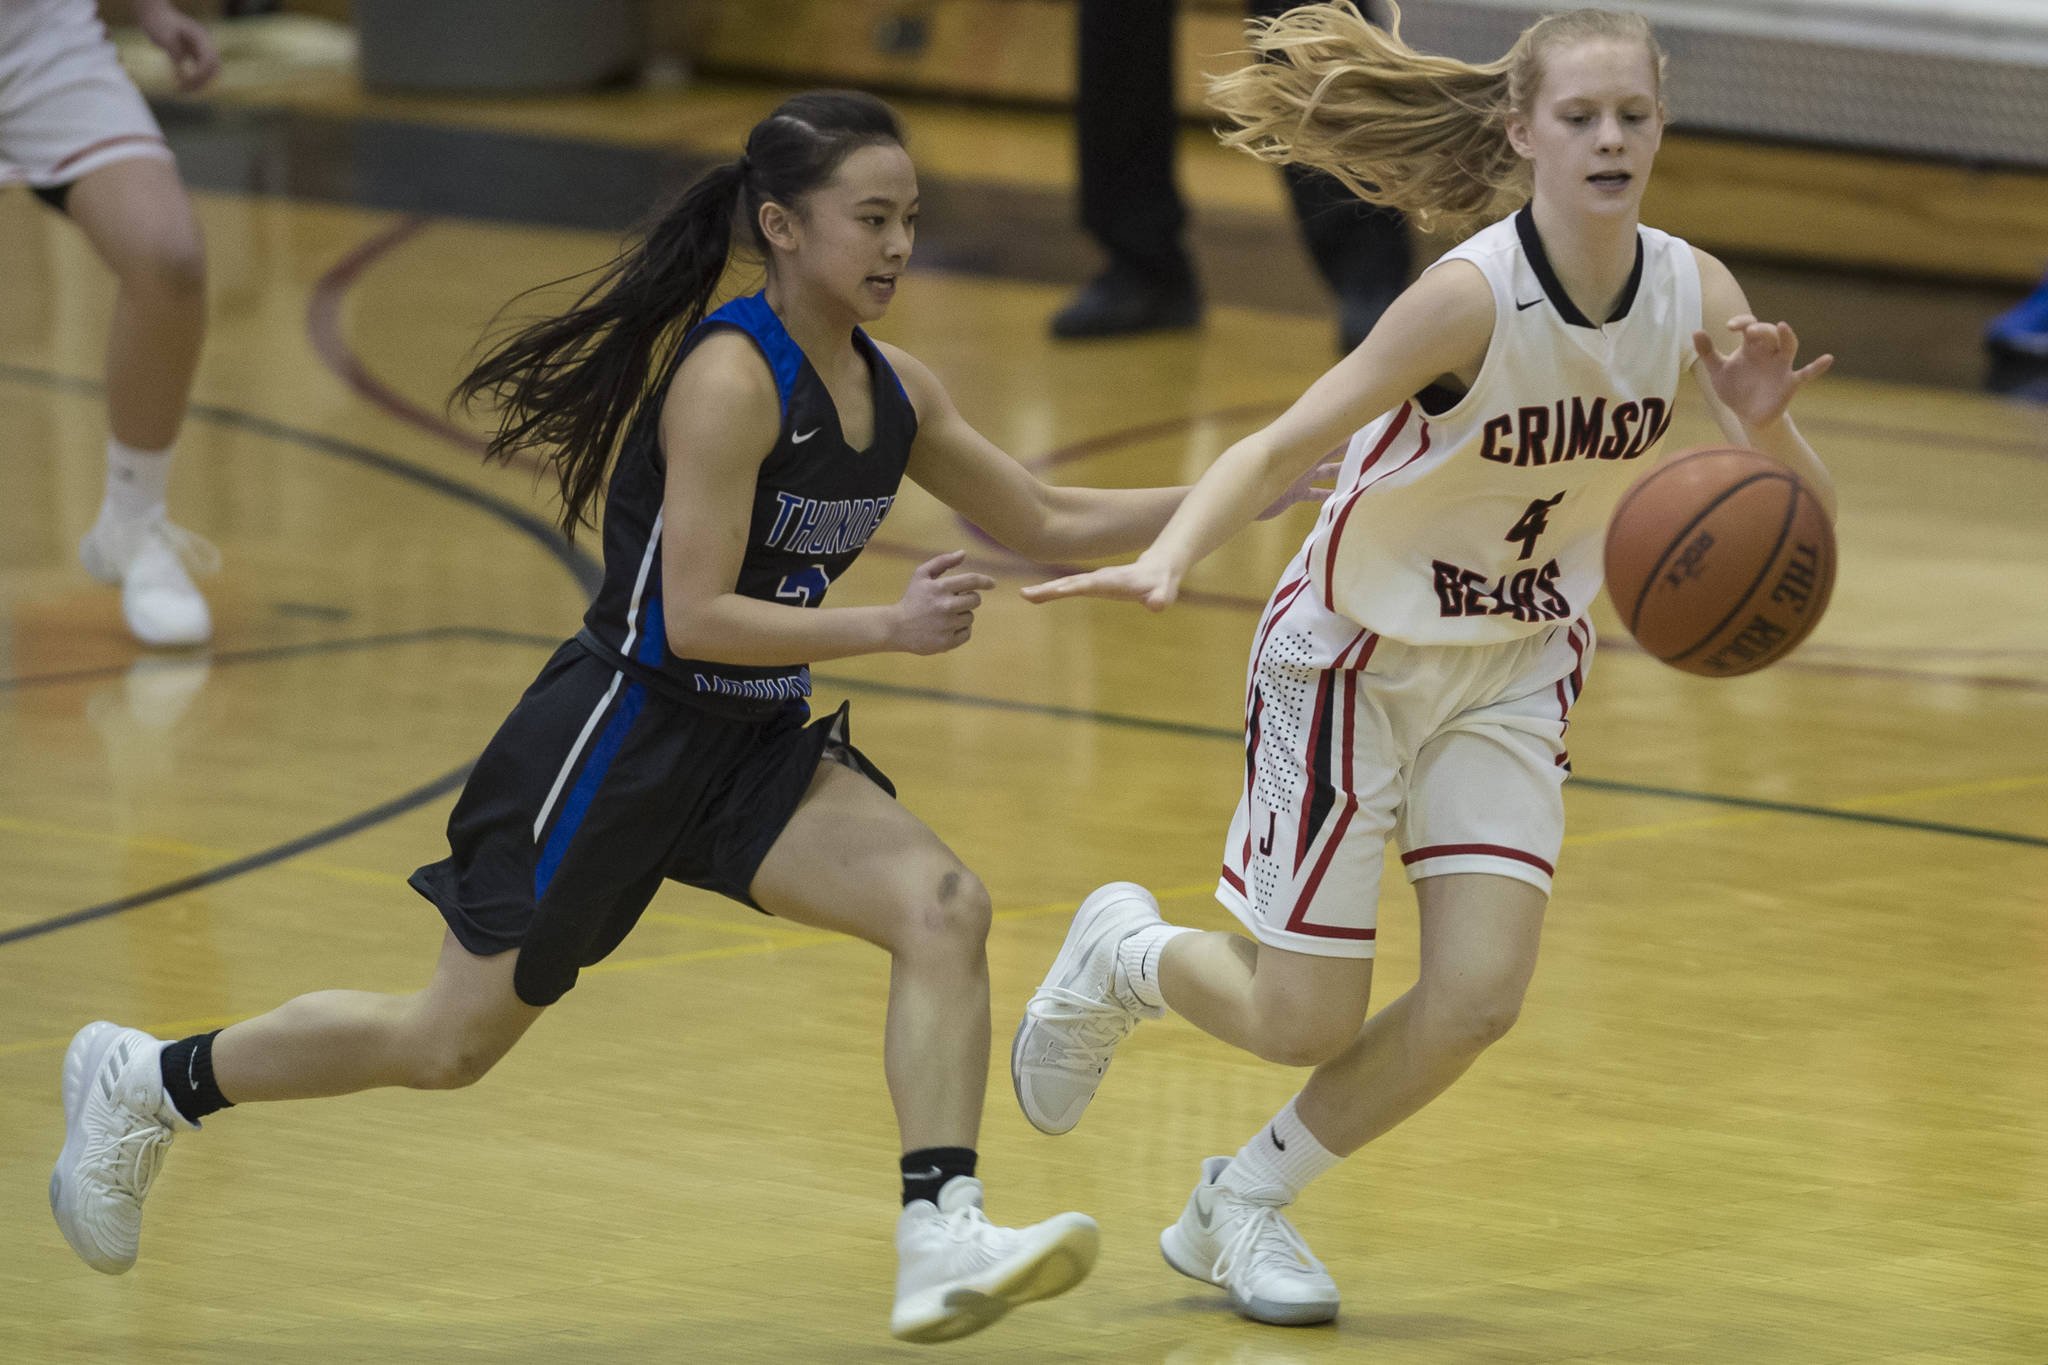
[
  {"x1": 900, "y1": 1146, "x2": 977, "y2": 1206},
  {"x1": 159, "y1": 1031, "x2": 233, "y2": 1124}
]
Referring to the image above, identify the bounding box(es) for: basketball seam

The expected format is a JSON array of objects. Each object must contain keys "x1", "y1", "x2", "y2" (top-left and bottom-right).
[
  {"x1": 1608, "y1": 445, "x2": 1741, "y2": 537},
  {"x1": 1770, "y1": 485, "x2": 1835, "y2": 657},
  {"x1": 1626, "y1": 470, "x2": 1785, "y2": 635},
  {"x1": 1660, "y1": 475, "x2": 1803, "y2": 665}
]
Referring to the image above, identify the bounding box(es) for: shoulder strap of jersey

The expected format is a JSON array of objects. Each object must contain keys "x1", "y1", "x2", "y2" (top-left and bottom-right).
[
  {"x1": 690, "y1": 292, "x2": 803, "y2": 418},
  {"x1": 852, "y1": 327, "x2": 913, "y2": 411}
]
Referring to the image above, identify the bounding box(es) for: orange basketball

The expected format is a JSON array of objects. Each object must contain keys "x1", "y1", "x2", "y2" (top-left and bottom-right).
[{"x1": 1604, "y1": 446, "x2": 1836, "y2": 677}]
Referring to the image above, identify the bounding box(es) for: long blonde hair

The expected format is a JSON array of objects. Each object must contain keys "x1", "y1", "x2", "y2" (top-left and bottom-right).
[{"x1": 1207, "y1": 2, "x2": 1667, "y2": 230}]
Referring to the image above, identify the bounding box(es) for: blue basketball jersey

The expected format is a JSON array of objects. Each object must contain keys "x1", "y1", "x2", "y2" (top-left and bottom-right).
[{"x1": 577, "y1": 293, "x2": 919, "y2": 716}]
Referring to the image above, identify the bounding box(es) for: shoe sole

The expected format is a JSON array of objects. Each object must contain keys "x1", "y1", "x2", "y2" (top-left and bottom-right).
[
  {"x1": 1159, "y1": 1222, "x2": 1340, "y2": 1327},
  {"x1": 50, "y1": 1021, "x2": 131, "y2": 1274},
  {"x1": 891, "y1": 1214, "x2": 1100, "y2": 1343},
  {"x1": 1009, "y1": 882, "x2": 1156, "y2": 1135}
]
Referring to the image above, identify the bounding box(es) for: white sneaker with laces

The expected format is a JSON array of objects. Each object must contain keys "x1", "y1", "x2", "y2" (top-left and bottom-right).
[
  {"x1": 50, "y1": 1021, "x2": 193, "y2": 1274},
  {"x1": 1159, "y1": 1156, "x2": 1341, "y2": 1326},
  {"x1": 890, "y1": 1176, "x2": 1099, "y2": 1342},
  {"x1": 1011, "y1": 881, "x2": 1164, "y2": 1135},
  {"x1": 80, "y1": 516, "x2": 218, "y2": 647}
]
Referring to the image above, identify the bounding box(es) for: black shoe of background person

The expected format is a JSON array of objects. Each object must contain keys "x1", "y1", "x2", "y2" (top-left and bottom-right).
[{"x1": 1050, "y1": 266, "x2": 1202, "y2": 339}]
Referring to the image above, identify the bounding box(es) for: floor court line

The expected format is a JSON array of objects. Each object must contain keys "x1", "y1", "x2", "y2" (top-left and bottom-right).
[{"x1": 4, "y1": 663, "x2": 2040, "y2": 951}]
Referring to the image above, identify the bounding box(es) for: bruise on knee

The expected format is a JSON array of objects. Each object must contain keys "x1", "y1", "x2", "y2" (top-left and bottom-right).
[{"x1": 906, "y1": 864, "x2": 991, "y2": 952}]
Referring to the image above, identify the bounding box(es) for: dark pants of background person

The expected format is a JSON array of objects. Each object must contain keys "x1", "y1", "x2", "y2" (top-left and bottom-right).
[{"x1": 1075, "y1": 0, "x2": 1411, "y2": 302}]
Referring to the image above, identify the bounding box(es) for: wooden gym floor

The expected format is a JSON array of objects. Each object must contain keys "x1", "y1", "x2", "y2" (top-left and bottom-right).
[{"x1": 2, "y1": 75, "x2": 2046, "y2": 1365}]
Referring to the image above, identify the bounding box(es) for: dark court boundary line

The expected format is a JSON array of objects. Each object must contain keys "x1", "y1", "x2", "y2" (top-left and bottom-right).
[
  {"x1": 0, "y1": 625, "x2": 566, "y2": 695},
  {"x1": 2, "y1": 374, "x2": 2039, "y2": 953},
  {"x1": 4, "y1": 630, "x2": 2041, "y2": 950},
  {"x1": 1, "y1": 626, "x2": 471, "y2": 693},
  {"x1": 0, "y1": 764, "x2": 473, "y2": 948},
  {"x1": 0, "y1": 365, "x2": 600, "y2": 948},
  {"x1": 0, "y1": 363, "x2": 602, "y2": 596},
  {"x1": 809, "y1": 673, "x2": 2048, "y2": 851}
]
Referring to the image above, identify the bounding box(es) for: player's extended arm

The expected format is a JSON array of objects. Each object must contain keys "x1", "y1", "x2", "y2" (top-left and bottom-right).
[
  {"x1": 1692, "y1": 248, "x2": 1838, "y2": 520},
  {"x1": 659, "y1": 333, "x2": 994, "y2": 665},
  {"x1": 884, "y1": 344, "x2": 1193, "y2": 561},
  {"x1": 1022, "y1": 262, "x2": 1495, "y2": 610}
]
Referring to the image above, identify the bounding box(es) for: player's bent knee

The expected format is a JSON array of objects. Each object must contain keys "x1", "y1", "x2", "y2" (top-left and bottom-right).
[
  {"x1": 901, "y1": 864, "x2": 991, "y2": 956},
  {"x1": 408, "y1": 1037, "x2": 507, "y2": 1091},
  {"x1": 1432, "y1": 990, "x2": 1524, "y2": 1056},
  {"x1": 129, "y1": 232, "x2": 207, "y2": 298},
  {"x1": 1252, "y1": 1011, "x2": 1361, "y2": 1068}
]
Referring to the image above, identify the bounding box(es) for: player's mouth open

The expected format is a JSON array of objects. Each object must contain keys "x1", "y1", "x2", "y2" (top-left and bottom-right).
[{"x1": 1588, "y1": 171, "x2": 1631, "y2": 188}]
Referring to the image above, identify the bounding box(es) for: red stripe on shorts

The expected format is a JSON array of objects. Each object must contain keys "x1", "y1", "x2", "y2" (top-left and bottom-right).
[
  {"x1": 50, "y1": 134, "x2": 168, "y2": 177},
  {"x1": 1400, "y1": 843, "x2": 1555, "y2": 876},
  {"x1": 1283, "y1": 800, "x2": 1374, "y2": 939},
  {"x1": 1292, "y1": 667, "x2": 1336, "y2": 875}
]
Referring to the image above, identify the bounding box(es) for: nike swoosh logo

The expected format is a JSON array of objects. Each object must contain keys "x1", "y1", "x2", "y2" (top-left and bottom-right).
[
  {"x1": 906, "y1": 1166, "x2": 944, "y2": 1182},
  {"x1": 1270, "y1": 1126, "x2": 1287, "y2": 1153},
  {"x1": 1192, "y1": 1190, "x2": 1219, "y2": 1233},
  {"x1": 792, "y1": 427, "x2": 822, "y2": 444},
  {"x1": 1515, "y1": 297, "x2": 1544, "y2": 311}
]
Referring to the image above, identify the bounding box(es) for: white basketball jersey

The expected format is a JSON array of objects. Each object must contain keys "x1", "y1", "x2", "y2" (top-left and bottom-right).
[{"x1": 1302, "y1": 207, "x2": 1703, "y2": 645}]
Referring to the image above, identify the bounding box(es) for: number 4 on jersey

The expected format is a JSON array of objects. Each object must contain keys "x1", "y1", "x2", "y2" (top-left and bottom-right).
[
  {"x1": 775, "y1": 563, "x2": 832, "y2": 606},
  {"x1": 1505, "y1": 492, "x2": 1566, "y2": 561}
]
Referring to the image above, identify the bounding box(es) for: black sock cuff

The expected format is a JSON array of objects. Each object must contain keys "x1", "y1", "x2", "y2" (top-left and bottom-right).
[
  {"x1": 160, "y1": 1030, "x2": 233, "y2": 1124},
  {"x1": 900, "y1": 1146, "x2": 978, "y2": 1206}
]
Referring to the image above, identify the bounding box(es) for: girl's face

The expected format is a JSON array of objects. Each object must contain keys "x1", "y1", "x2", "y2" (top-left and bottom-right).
[
  {"x1": 764, "y1": 142, "x2": 919, "y2": 323},
  {"x1": 1507, "y1": 37, "x2": 1664, "y2": 222}
]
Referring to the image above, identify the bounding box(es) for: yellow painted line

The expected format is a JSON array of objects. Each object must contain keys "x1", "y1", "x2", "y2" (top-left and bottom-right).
[
  {"x1": 0, "y1": 814, "x2": 407, "y2": 890},
  {"x1": 0, "y1": 1012, "x2": 248, "y2": 1060},
  {"x1": 1837, "y1": 773, "x2": 2048, "y2": 809}
]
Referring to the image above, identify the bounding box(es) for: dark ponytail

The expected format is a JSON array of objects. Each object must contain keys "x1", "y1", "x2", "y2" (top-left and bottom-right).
[{"x1": 453, "y1": 90, "x2": 906, "y2": 538}]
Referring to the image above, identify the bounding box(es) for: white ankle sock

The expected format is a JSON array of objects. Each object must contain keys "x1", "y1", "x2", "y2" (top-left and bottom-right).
[
  {"x1": 1221, "y1": 1096, "x2": 1343, "y2": 1202},
  {"x1": 98, "y1": 438, "x2": 173, "y2": 530},
  {"x1": 1115, "y1": 922, "x2": 1195, "y2": 1011}
]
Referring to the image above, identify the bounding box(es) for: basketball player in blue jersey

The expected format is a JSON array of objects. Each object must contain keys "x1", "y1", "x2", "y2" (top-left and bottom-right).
[
  {"x1": 1010, "y1": 4, "x2": 1838, "y2": 1328},
  {"x1": 48, "y1": 91, "x2": 1324, "y2": 1344}
]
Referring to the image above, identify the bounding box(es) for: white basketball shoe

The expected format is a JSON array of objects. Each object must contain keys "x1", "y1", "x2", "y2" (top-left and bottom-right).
[
  {"x1": 890, "y1": 1176, "x2": 1099, "y2": 1342},
  {"x1": 50, "y1": 1022, "x2": 194, "y2": 1274},
  {"x1": 79, "y1": 515, "x2": 218, "y2": 648},
  {"x1": 1011, "y1": 881, "x2": 1165, "y2": 1135},
  {"x1": 1159, "y1": 1156, "x2": 1341, "y2": 1326}
]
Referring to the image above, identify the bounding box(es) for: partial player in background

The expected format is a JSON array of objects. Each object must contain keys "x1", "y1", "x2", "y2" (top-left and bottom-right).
[
  {"x1": 44, "y1": 90, "x2": 1344, "y2": 1344},
  {"x1": 1011, "y1": 2, "x2": 1834, "y2": 1327},
  {"x1": 2, "y1": 0, "x2": 219, "y2": 645}
]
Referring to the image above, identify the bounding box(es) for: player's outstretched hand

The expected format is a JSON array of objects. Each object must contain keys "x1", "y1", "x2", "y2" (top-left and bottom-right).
[
  {"x1": 1256, "y1": 445, "x2": 1344, "y2": 520},
  {"x1": 893, "y1": 551, "x2": 995, "y2": 655},
  {"x1": 1021, "y1": 553, "x2": 1181, "y2": 612},
  {"x1": 1693, "y1": 314, "x2": 1832, "y2": 430},
  {"x1": 137, "y1": 0, "x2": 221, "y2": 92}
]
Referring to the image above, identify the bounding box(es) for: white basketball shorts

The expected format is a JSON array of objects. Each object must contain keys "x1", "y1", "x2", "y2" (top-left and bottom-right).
[
  {"x1": 1, "y1": 0, "x2": 173, "y2": 192},
  {"x1": 1216, "y1": 565, "x2": 1592, "y2": 959}
]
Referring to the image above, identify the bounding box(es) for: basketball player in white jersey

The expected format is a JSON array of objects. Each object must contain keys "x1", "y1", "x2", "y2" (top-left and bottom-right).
[
  {"x1": 3, "y1": 0, "x2": 218, "y2": 644},
  {"x1": 1009, "y1": 3, "x2": 1838, "y2": 1326}
]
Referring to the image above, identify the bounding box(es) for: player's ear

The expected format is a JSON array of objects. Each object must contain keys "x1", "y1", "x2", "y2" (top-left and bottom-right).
[
  {"x1": 757, "y1": 199, "x2": 800, "y2": 253},
  {"x1": 1505, "y1": 110, "x2": 1536, "y2": 161}
]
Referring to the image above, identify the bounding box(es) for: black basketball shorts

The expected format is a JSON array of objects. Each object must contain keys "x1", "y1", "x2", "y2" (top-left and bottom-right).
[{"x1": 409, "y1": 640, "x2": 893, "y2": 1006}]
